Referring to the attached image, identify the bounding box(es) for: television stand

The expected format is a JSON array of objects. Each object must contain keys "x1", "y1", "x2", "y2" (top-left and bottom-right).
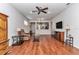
[{"x1": 54, "y1": 31, "x2": 64, "y2": 43}]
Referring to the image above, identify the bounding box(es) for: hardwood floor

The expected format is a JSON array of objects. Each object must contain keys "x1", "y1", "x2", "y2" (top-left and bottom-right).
[{"x1": 7, "y1": 35, "x2": 79, "y2": 55}]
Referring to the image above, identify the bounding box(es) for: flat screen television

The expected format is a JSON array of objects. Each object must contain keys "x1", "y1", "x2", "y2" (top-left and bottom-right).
[{"x1": 56, "y1": 21, "x2": 62, "y2": 29}]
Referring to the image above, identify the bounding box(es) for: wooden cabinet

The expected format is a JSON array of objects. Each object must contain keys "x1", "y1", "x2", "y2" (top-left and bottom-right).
[
  {"x1": 0, "y1": 13, "x2": 8, "y2": 55},
  {"x1": 55, "y1": 31, "x2": 64, "y2": 42}
]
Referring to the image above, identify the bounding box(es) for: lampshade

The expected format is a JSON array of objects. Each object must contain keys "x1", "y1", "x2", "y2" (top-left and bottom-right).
[
  {"x1": 66, "y1": 24, "x2": 70, "y2": 30},
  {"x1": 16, "y1": 28, "x2": 21, "y2": 31}
]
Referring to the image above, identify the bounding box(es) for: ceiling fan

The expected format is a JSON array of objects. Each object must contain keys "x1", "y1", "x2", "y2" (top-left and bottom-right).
[{"x1": 32, "y1": 6, "x2": 48, "y2": 15}]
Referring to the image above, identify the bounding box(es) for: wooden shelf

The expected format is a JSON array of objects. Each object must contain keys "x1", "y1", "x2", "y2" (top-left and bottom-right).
[
  {"x1": 0, "y1": 40, "x2": 8, "y2": 44},
  {"x1": 0, "y1": 47, "x2": 8, "y2": 55},
  {"x1": 0, "y1": 27, "x2": 6, "y2": 31},
  {"x1": 0, "y1": 40, "x2": 9, "y2": 55},
  {"x1": 0, "y1": 13, "x2": 8, "y2": 55}
]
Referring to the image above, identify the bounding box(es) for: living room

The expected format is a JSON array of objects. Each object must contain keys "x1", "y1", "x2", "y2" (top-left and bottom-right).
[{"x1": 0, "y1": 3, "x2": 79, "y2": 55}]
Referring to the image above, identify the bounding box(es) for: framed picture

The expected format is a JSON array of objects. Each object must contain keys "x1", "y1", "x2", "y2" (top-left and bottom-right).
[{"x1": 37, "y1": 22, "x2": 49, "y2": 30}]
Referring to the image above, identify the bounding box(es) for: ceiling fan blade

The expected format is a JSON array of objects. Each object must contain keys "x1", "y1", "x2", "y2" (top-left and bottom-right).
[
  {"x1": 42, "y1": 7, "x2": 48, "y2": 10},
  {"x1": 36, "y1": 6, "x2": 40, "y2": 11},
  {"x1": 38, "y1": 11, "x2": 40, "y2": 15},
  {"x1": 42, "y1": 10, "x2": 47, "y2": 14},
  {"x1": 36, "y1": 6, "x2": 41, "y2": 15},
  {"x1": 32, "y1": 10, "x2": 37, "y2": 12}
]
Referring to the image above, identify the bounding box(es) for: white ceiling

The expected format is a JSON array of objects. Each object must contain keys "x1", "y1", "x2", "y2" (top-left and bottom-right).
[{"x1": 10, "y1": 3, "x2": 70, "y2": 20}]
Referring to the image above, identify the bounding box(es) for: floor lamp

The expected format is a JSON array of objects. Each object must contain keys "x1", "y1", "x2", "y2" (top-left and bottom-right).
[
  {"x1": 65, "y1": 25, "x2": 73, "y2": 47},
  {"x1": 66, "y1": 25, "x2": 70, "y2": 38}
]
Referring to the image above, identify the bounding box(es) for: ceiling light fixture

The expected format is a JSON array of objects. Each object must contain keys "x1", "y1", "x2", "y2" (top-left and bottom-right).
[{"x1": 24, "y1": 20, "x2": 28, "y2": 26}]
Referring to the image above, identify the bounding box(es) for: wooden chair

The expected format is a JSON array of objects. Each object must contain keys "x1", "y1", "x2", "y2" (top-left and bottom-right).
[{"x1": 66, "y1": 36, "x2": 73, "y2": 47}]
